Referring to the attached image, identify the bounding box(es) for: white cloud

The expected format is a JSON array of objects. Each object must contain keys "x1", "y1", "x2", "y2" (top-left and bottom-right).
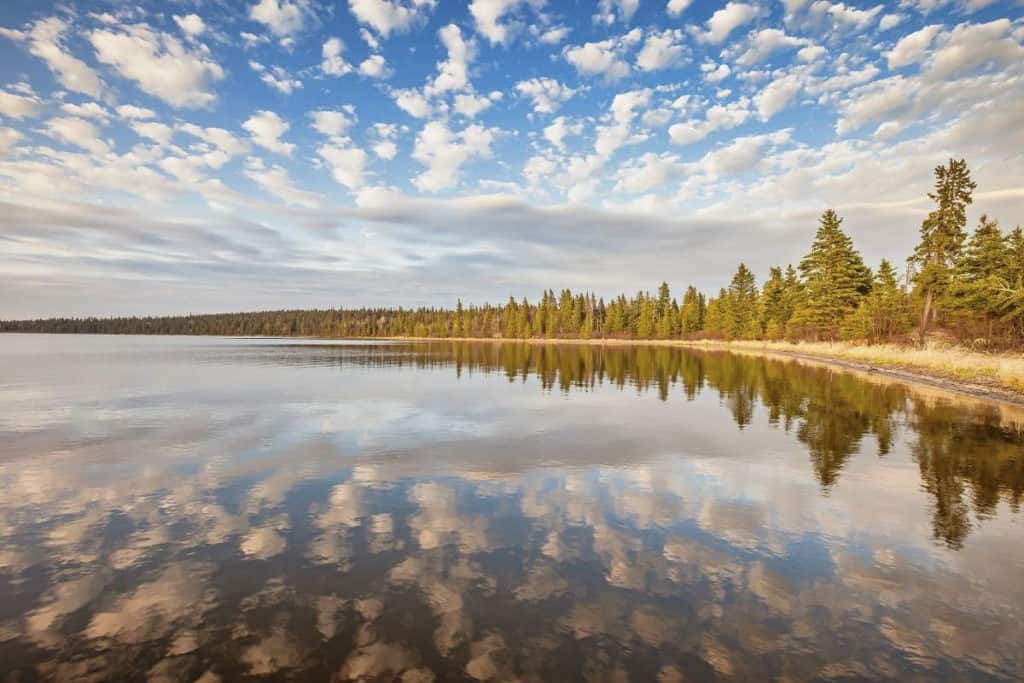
[
  {"x1": 736, "y1": 29, "x2": 809, "y2": 66},
  {"x1": 240, "y1": 31, "x2": 270, "y2": 48},
  {"x1": 0, "y1": 127, "x2": 20, "y2": 156},
  {"x1": 804, "y1": 1, "x2": 883, "y2": 33},
  {"x1": 251, "y1": 61, "x2": 303, "y2": 94},
  {"x1": 470, "y1": 0, "x2": 528, "y2": 45},
  {"x1": 636, "y1": 29, "x2": 688, "y2": 71},
  {"x1": 642, "y1": 107, "x2": 673, "y2": 127},
  {"x1": 426, "y1": 24, "x2": 474, "y2": 97},
  {"x1": 173, "y1": 14, "x2": 206, "y2": 38},
  {"x1": 1, "y1": 18, "x2": 104, "y2": 98},
  {"x1": 668, "y1": 97, "x2": 752, "y2": 146},
  {"x1": 310, "y1": 109, "x2": 357, "y2": 137},
  {"x1": 454, "y1": 92, "x2": 493, "y2": 118},
  {"x1": 697, "y1": 3, "x2": 759, "y2": 44},
  {"x1": 321, "y1": 37, "x2": 353, "y2": 77},
  {"x1": 697, "y1": 129, "x2": 792, "y2": 178},
  {"x1": 178, "y1": 123, "x2": 250, "y2": 164},
  {"x1": 701, "y1": 62, "x2": 731, "y2": 83},
  {"x1": 666, "y1": 0, "x2": 693, "y2": 18},
  {"x1": 44, "y1": 117, "x2": 109, "y2": 155},
  {"x1": 515, "y1": 78, "x2": 577, "y2": 114},
  {"x1": 90, "y1": 23, "x2": 224, "y2": 109},
  {"x1": 370, "y1": 123, "x2": 400, "y2": 160},
  {"x1": 242, "y1": 110, "x2": 295, "y2": 156},
  {"x1": 115, "y1": 104, "x2": 156, "y2": 120},
  {"x1": 373, "y1": 140, "x2": 398, "y2": 159},
  {"x1": 131, "y1": 121, "x2": 174, "y2": 145},
  {"x1": 0, "y1": 88, "x2": 41, "y2": 119},
  {"x1": 927, "y1": 19, "x2": 1022, "y2": 81},
  {"x1": 391, "y1": 88, "x2": 432, "y2": 118},
  {"x1": 359, "y1": 54, "x2": 392, "y2": 78},
  {"x1": 158, "y1": 154, "x2": 207, "y2": 183},
  {"x1": 348, "y1": 0, "x2": 437, "y2": 39},
  {"x1": 596, "y1": 0, "x2": 640, "y2": 25},
  {"x1": 249, "y1": 0, "x2": 307, "y2": 37},
  {"x1": 412, "y1": 121, "x2": 497, "y2": 192},
  {"x1": 245, "y1": 160, "x2": 320, "y2": 207},
  {"x1": 879, "y1": 13, "x2": 904, "y2": 31},
  {"x1": 564, "y1": 29, "x2": 641, "y2": 82},
  {"x1": 754, "y1": 73, "x2": 802, "y2": 121},
  {"x1": 614, "y1": 152, "x2": 681, "y2": 194},
  {"x1": 535, "y1": 26, "x2": 570, "y2": 45},
  {"x1": 836, "y1": 20, "x2": 1024, "y2": 135},
  {"x1": 796, "y1": 45, "x2": 826, "y2": 62},
  {"x1": 317, "y1": 141, "x2": 368, "y2": 189},
  {"x1": 543, "y1": 116, "x2": 582, "y2": 151},
  {"x1": 887, "y1": 24, "x2": 941, "y2": 69}
]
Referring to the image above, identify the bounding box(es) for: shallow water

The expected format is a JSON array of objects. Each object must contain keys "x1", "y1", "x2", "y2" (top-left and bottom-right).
[{"x1": 0, "y1": 334, "x2": 1022, "y2": 682}]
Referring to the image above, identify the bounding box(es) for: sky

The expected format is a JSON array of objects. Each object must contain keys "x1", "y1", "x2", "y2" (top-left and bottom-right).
[{"x1": 0, "y1": 0, "x2": 1022, "y2": 317}]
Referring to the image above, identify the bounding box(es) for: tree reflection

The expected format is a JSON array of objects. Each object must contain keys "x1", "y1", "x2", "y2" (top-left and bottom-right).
[{"x1": 416, "y1": 341, "x2": 1022, "y2": 549}]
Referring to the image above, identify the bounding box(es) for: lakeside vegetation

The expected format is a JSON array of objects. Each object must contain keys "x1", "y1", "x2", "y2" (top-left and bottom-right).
[{"x1": 4, "y1": 159, "x2": 1023, "y2": 354}]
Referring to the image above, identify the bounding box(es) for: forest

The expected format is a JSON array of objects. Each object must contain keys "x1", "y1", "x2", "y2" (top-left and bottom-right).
[{"x1": 4, "y1": 159, "x2": 1023, "y2": 349}]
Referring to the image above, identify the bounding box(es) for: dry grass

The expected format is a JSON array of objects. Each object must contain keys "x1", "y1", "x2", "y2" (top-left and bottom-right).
[{"x1": 685, "y1": 339, "x2": 1024, "y2": 395}]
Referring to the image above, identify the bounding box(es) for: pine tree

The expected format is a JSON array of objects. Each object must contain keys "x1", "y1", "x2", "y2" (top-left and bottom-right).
[
  {"x1": 760, "y1": 266, "x2": 790, "y2": 340},
  {"x1": 656, "y1": 282, "x2": 673, "y2": 338},
  {"x1": 947, "y1": 215, "x2": 1009, "y2": 343},
  {"x1": 792, "y1": 209, "x2": 871, "y2": 340},
  {"x1": 704, "y1": 290, "x2": 727, "y2": 338},
  {"x1": 726, "y1": 263, "x2": 760, "y2": 339},
  {"x1": 637, "y1": 294, "x2": 657, "y2": 338},
  {"x1": 680, "y1": 286, "x2": 702, "y2": 335},
  {"x1": 842, "y1": 259, "x2": 911, "y2": 343},
  {"x1": 910, "y1": 158, "x2": 976, "y2": 344}
]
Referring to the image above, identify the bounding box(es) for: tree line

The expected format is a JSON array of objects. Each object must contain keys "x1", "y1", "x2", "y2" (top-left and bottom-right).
[{"x1": 3, "y1": 159, "x2": 1022, "y2": 348}]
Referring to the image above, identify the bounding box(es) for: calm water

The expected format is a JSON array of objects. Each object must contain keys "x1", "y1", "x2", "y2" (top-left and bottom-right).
[{"x1": 1, "y1": 335, "x2": 1022, "y2": 682}]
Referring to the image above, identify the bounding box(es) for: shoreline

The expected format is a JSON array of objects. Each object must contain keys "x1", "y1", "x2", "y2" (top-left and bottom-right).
[{"x1": 376, "y1": 335, "x2": 1024, "y2": 408}]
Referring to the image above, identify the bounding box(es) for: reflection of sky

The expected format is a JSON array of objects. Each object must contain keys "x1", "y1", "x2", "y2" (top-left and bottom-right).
[{"x1": 0, "y1": 335, "x2": 1022, "y2": 681}]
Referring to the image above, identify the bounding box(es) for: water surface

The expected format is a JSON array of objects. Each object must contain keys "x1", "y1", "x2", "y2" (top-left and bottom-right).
[{"x1": 1, "y1": 335, "x2": 1022, "y2": 682}]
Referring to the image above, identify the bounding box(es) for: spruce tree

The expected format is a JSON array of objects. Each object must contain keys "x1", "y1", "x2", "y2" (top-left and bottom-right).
[
  {"x1": 793, "y1": 209, "x2": 871, "y2": 340},
  {"x1": 910, "y1": 158, "x2": 976, "y2": 344},
  {"x1": 842, "y1": 259, "x2": 911, "y2": 343},
  {"x1": 947, "y1": 215, "x2": 1009, "y2": 343},
  {"x1": 727, "y1": 263, "x2": 760, "y2": 339},
  {"x1": 680, "y1": 286, "x2": 702, "y2": 335}
]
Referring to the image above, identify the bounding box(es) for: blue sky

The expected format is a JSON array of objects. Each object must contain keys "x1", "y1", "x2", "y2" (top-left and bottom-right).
[{"x1": 1, "y1": 0, "x2": 1022, "y2": 316}]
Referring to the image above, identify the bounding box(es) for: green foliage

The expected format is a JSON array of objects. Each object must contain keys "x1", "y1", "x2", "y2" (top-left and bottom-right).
[
  {"x1": 790, "y1": 209, "x2": 871, "y2": 340},
  {"x1": 841, "y1": 260, "x2": 912, "y2": 343},
  {"x1": 910, "y1": 158, "x2": 977, "y2": 340}
]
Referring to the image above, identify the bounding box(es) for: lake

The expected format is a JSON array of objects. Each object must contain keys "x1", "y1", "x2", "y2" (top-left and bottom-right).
[{"x1": 0, "y1": 335, "x2": 1022, "y2": 682}]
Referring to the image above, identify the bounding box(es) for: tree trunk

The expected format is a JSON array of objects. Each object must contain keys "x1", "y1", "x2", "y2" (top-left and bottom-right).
[{"x1": 919, "y1": 288, "x2": 933, "y2": 347}]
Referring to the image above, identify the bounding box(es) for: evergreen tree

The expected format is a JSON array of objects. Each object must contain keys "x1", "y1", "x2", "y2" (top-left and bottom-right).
[
  {"x1": 947, "y1": 215, "x2": 1008, "y2": 342},
  {"x1": 703, "y1": 291, "x2": 727, "y2": 338},
  {"x1": 760, "y1": 266, "x2": 791, "y2": 340},
  {"x1": 680, "y1": 286, "x2": 702, "y2": 335},
  {"x1": 727, "y1": 262, "x2": 760, "y2": 339},
  {"x1": 842, "y1": 260, "x2": 911, "y2": 343},
  {"x1": 910, "y1": 158, "x2": 976, "y2": 344},
  {"x1": 792, "y1": 209, "x2": 871, "y2": 340},
  {"x1": 636, "y1": 294, "x2": 657, "y2": 338}
]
